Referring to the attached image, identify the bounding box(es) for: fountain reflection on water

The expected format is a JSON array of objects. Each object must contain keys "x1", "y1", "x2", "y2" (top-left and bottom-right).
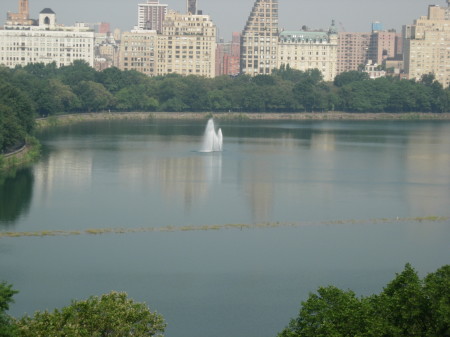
[{"x1": 200, "y1": 119, "x2": 223, "y2": 152}]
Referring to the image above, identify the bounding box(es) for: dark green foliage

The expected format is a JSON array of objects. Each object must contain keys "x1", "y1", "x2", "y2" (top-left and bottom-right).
[
  {"x1": 1, "y1": 61, "x2": 449, "y2": 157},
  {"x1": 1, "y1": 63, "x2": 449, "y2": 115},
  {"x1": 1, "y1": 63, "x2": 449, "y2": 152},
  {"x1": 72, "y1": 80, "x2": 115, "y2": 112},
  {"x1": 15, "y1": 291, "x2": 166, "y2": 337},
  {"x1": 0, "y1": 82, "x2": 35, "y2": 153},
  {"x1": 334, "y1": 70, "x2": 370, "y2": 87},
  {"x1": 279, "y1": 286, "x2": 371, "y2": 337},
  {"x1": 0, "y1": 282, "x2": 18, "y2": 337},
  {"x1": 279, "y1": 264, "x2": 450, "y2": 337},
  {"x1": 0, "y1": 168, "x2": 34, "y2": 223},
  {"x1": 423, "y1": 265, "x2": 450, "y2": 336}
]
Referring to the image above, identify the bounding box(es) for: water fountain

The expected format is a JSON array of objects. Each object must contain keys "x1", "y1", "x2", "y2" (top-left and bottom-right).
[{"x1": 200, "y1": 118, "x2": 223, "y2": 152}]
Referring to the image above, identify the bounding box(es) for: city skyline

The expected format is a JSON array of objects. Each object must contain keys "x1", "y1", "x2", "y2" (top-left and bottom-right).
[{"x1": 0, "y1": 0, "x2": 442, "y2": 39}]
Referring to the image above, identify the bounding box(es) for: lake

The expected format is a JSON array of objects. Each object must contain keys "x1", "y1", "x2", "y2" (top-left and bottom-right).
[{"x1": 1, "y1": 118, "x2": 450, "y2": 337}]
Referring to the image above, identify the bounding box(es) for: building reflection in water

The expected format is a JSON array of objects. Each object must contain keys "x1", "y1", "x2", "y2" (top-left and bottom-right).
[
  {"x1": 33, "y1": 149, "x2": 93, "y2": 203},
  {"x1": 404, "y1": 125, "x2": 450, "y2": 216},
  {"x1": 155, "y1": 154, "x2": 222, "y2": 211},
  {"x1": 118, "y1": 153, "x2": 223, "y2": 213}
]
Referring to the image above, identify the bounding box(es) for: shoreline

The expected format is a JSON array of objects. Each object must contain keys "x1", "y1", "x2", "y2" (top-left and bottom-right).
[
  {"x1": 0, "y1": 138, "x2": 41, "y2": 173},
  {"x1": 36, "y1": 111, "x2": 450, "y2": 128}
]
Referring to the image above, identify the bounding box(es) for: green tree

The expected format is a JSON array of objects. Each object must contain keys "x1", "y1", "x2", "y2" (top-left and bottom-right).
[
  {"x1": 208, "y1": 89, "x2": 232, "y2": 111},
  {"x1": 74, "y1": 81, "x2": 114, "y2": 112},
  {"x1": 279, "y1": 286, "x2": 370, "y2": 337},
  {"x1": 58, "y1": 60, "x2": 96, "y2": 87},
  {"x1": 115, "y1": 85, "x2": 158, "y2": 111},
  {"x1": 292, "y1": 70, "x2": 326, "y2": 112},
  {"x1": 279, "y1": 264, "x2": 450, "y2": 337},
  {"x1": 423, "y1": 265, "x2": 450, "y2": 336},
  {"x1": 0, "y1": 83, "x2": 35, "y2": 153},
  {"x1": 23, "y1": 62, "x2": 58, "y2": 79},
  {"x1": 48, "y1": 79, "x2": 80, "y2": 113},
  {"x1": 333, "y1": 71, "x2": 369, "y2": 87},
  {"x1": 374, "y1": 263, "x2": 429, "y2": 336},
  {"x1": 16, "y1": 291, "x2": 166, "y2": 337},
  {"x1": 0, "y1": 281, "x2": 18, "y2": 337}
]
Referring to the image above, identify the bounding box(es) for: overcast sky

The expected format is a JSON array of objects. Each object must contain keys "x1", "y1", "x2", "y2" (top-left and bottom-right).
[{"x1": 0, "y1": 0, "x2": 445, "y2": 39}]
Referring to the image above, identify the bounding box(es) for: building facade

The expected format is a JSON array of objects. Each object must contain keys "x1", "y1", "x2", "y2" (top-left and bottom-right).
[
  {"x1": 216, "y1": 32, "x2": 240, "y2": 76},
  {"x1": 137, "y1": 0, "x2": 168, "y2": 33},
  {"x1": 364, "y1": 60, "x2": 386, "y2": 79},
  {"x1": 241, "y1": 0, "x2": 279, "y2": 76},
  {"x1": 187, "y1": 0, "x2": 197, "y2": 14},
  {"x1": 277, "y1": 25, "x2": 338, "y2": 81},
  {"x1": 337, "y1": 32, "x2": 371, "y2": 74},
  {"x1": 156, "y1": 11, "x2": 216, "y2": 77},
  {"x1": 367, "y1": 30, "x2": 398, "y2": 65},
  {"x1": 6, "y1": 0, "x2": 34, "y2": 26},
  {"x1": 118, "y1": 30, "x2": 158, "y2": 76},
  {"x1": 0, "y1": 8, "x2": 94, "y2": 68},
  {"x1": 404, "y1": 2, "x2": 450, "y2": 87}
]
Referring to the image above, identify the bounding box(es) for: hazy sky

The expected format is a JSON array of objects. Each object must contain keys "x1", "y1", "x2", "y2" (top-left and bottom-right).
[{"x1": 0, "y1": 0, "x2": 445, "y2": 39}]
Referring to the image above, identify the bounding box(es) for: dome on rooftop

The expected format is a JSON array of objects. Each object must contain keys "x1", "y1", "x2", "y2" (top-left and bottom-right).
[{"x1": 40, "y1": 8, "x2": 55, "y2": 14}]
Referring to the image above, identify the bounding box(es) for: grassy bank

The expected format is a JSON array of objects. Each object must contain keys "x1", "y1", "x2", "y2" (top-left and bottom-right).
[
  {"x1": 0, "y1": 137, "x2": 41, "y2": 174},
  {"x1": 34, "y1": 111, "x2": 450, "y2": 130}
]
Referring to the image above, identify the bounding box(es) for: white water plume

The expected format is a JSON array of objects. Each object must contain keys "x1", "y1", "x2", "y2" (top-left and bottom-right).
[{"x1": 200, "y1": 118, "x2": 223, "y2": 152}]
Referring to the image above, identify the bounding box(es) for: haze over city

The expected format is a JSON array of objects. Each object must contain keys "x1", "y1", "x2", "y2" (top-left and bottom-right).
[{"x1": 0, "y1": 0, "x2": 438, "y2": 38}]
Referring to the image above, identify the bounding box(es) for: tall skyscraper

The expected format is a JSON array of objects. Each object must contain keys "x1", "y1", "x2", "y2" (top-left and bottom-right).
[
  {"x1": 404, "y1": 2, "x2": 450, "y2": 87},
  {"x1": 241, "y1": 0, "x2": 279, "y2": 76},
  {"x1": 137, "y1": 0, "x2": 168, "y2": 33},
  {"x1": 187, "y1": 0, "x2": 197, "y2": 14}
]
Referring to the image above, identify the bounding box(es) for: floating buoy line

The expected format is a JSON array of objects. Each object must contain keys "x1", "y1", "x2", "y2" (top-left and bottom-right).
[{"x1": 0, "y1": 216, "x2": 448, "y2": 239}]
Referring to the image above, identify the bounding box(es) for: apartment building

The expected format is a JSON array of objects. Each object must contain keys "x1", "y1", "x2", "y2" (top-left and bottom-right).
[
  {"x1": 277, "y1": 23, "x2": 338, "y2": 81},
  {"x1": 241, "y1": 0, "x2": 279, "y2": 76},
  {"x1": 0, "y1": 7, "x2": 94, "y2": 68},
  {"x1": 337, "y1": 32, "x2": 371, "y2": 74},
  {"x1": 368, "y1": 30, "x2": 398, "y2": 65},
  {"x1": 216, "y1": 32, "x2": 240, "y2": 76},
  {"x1": 137, "y1": 0, "x2": 168, "y2": 33},
  {"x1": 404, "y1": 2, "x2": 450, "y2": 87},
  {"x1": 118, "y1": 30, "x2": 157, "y2": 75},
  {"x1": 156, "y1": 11, "x2": 216, "y2": 77}
]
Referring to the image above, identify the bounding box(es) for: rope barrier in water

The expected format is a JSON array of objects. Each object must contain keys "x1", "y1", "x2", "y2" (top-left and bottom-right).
[{"x1": 0, "y1": 216, "x2": 448, "y2": 239}]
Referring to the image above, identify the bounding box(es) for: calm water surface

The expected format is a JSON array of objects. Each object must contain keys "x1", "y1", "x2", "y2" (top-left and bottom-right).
[{"x1": 1, "y1": 119, "x2": 450, "y2": 337}]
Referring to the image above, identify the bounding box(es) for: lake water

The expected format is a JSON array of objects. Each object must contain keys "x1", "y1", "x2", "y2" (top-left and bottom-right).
[{"x1": 1, "y1": 119, "x2": 450, "y2": 337}]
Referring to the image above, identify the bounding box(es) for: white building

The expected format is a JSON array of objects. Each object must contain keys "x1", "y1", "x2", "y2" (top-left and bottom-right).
[
  {"x1": 277, "y1": 24, "x2": 338, "y2": 82},
  {"x1": 0, "y1": 8, "x2": 94, "y2": 68},
  {"x1": 364, "y1": 60, "x2": 386, "y2": 79}
]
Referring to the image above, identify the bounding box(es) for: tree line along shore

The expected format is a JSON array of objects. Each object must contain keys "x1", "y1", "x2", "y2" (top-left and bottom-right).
[
  {"x1": 2, "y1": 60, "x2": 450, "y2": 159},
  {"x1": 1, "y1": 263, "x2": 449, "y2": 336}
]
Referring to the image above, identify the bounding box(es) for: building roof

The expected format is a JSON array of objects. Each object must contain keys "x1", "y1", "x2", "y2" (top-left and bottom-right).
[
  {"x1": 40, "y1": 8, "x2": 55, "y2": 14},
  {"x1": 279, "y1": 30, "x2": 330, "y2": 43}
]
